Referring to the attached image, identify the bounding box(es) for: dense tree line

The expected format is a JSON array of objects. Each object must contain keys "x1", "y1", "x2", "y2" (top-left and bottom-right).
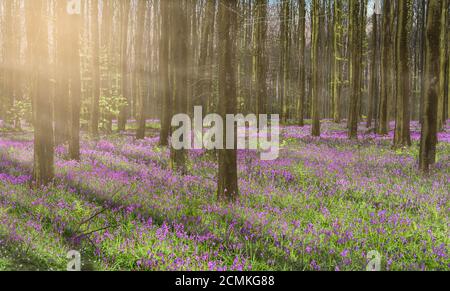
[{"x1": 0, "y1": 0, "x2": 448, "y2": 198}]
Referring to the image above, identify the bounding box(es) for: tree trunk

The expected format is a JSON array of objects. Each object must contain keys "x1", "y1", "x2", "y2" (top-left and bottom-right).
[
  {"x1": 297, "y1": 0, "x2": 306, "y2": 126},
  {"x1": 218, "y1": 0, "x2": 239, "y2": 201},
  {"x1": 136, "y1": 0, "x2": 147, "y2": 140},
  {"x1": 255, "y1": 0, "x2": 268, "y2": 119},
  {"x1": 159, "y1": 0, "x2": 171, "y2": 146},
  {"x1": 348, "y1": 0, "x2": 360, "y2": 139},
  {"x1": 170, "y1": 0, "x2": 188, "y2": 174},
  {"x1": 90, "y1": 0, "x2": 100, "y2": 137},
  {"x1": 28, "y1": 0, "x2": 54, "y2": 186},
  {"x1": 394, "y1": 0, "x2": 412, "y2": 147},
  {"x1": 378, "y1": 0, "x2": 394, "y2": 135},
  {"x1": 420, "y1": 0, "x2": 442, "y2": 173},
  {"x1": 68, "y1": 5, "x2": 82, "y2": 161},
  {"x1": 118, "y1": 1, "x2": 131, "y2": 132},
  {"x1": 311, "y1": 0, "x2": 321, "y2": 137},
  {"x1": 368, "y1": 11, "x2": 378, "y2": 129},
  {"x1": 437, "y1": 0, "x2": 447, "y2": 131},
  {"x1": 332, "y1": 0, "x2": 342, "y2": 124},
  {"x1": 54, "y1": 1, "x2": 70, "y2": 144}
]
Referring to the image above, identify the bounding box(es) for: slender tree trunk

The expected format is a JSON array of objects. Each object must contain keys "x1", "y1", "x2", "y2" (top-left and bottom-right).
[
  {"x1": 28, "y1": 0, "x2": 54, "y2": 186},
  {"x1": 280, "y1": 0, "x2": 290, "y2": 123},
  {"x1": 218, "y1": 0, "x2": 239, "y2": 201},
  {"x1": 136, "y1": 0, "x2": 147, "y2": 140},
  {"x1": 420, "y1": 0, "x2": 442, "y2": 173},
  {"x1": 437, "y1": 0, "x2": 447, "y2": 130},
  {"x1": 90, "y1": 0, "x2": 100, "y2": 137},
  {"x1": 196, "y1": 0, "x2": 215, "y2": 114},
  {"x1": 159, "y1": 0, "x2": 171, "y2": 146},
  {"x1": 394, "y1": 0, "x2": 412, "y2": 147},
  {"x1": 297, "y1": 0, "x2": 306, "y2": 126},
  {"x1": 55, "y1": 1, "x2": 70, "y2": 144},
  {"x1": 348, "y1": 0, "x2": 360, "y2": 139},
  {"x1": 378, "y1": 0, "x2": 394, "y2": 135},
  {"x1": 311, "y1": 0, "x2": 321, "y2": 137},
  {"x1": 118, "y1": 1, "x2": 131, "y2": 132},
  {"x1": 68, "y1": 6, "x2": 82, "y2": 161},
  {"x1": 255, "y1": 0, "x2": 268, "y2": 119},
  {"x1": 332, "y1": 0, "x2": 342, "y2": 124},
  {"x1": 367, "y1": 10, "x2": 378, "y2": 129},
  {"x1": 170, "y1": 0, "x2": 188, "y2": 174}
]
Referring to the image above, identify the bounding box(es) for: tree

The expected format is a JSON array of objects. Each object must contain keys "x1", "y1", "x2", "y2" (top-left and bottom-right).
[
  {"x1": 159, "y1": 0, "x2": 171, "y2": 146},
  {"x1": 68, "y1": 1, "x2": 82, "y2": 161},
  {"x1": 332, "y1": 0, "x2": 342, "y2": 124},
  {"x1": 254, "y1": 0, "x2": 268, "y2": 120},
  {"x1": 28, "y1": 0, "x2": 54, "y2": 186},
  {"x1": 297, "y1": 0, "x2": 306, "y2": 126},
  {"x1": 90, "y1": 0, "x2": 100, "y2": 136},
  {"x1": 378, "y1": 0, "x2": 394, "y2": 135},
  {"x1": 367, "y1": 5, "x2": 379, "y2": 129},
  {"x1": 311, "y1": 0, "x2": 321, "y2": 137},
  {"x1": 437, "y1": 0, "x2": 448, "y2": 131},
  {"x1": 54, "y1": 1, "x2": 70, "y2": 144},
  {"x1": 170, "y1": 0, "x2": 189, "y2": 173},
  {"x1": 196, "y1": 0, "x2": 216, "y2": 114},
  {"x1": 136, "y1": 0, "x2": 148, "y2": 140},
  {"x1": 394, "y1": 0, "x2": 412, "y2": 147},
  {"x1": 118, "y1": 1, "x2": 132, "y2": 132},
  {"x1": 348, "y1": 0, "x2": 361, "y2": 139},
  {"x1": 420, "y1": 0, "x2": 442, "y2": 173},
  {"x1": 279, "y1": 0, "x2": 290, "y2": 123},
  {"x1": 218, "y1": 0, "x2": 239, "y2": 201}
]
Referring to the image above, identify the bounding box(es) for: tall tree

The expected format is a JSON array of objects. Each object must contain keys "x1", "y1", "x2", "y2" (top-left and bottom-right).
[
  {"x1": 170, "y1": 0, "x2": 189, "y2": 173},
  {"x1": 297, "y1": 0, "x2": 306, "y2": 126},
  {"x1": 254, "y1": 0, "x2": 268, "y2": 119},
  {"x1": 68, "y1": 1, "x2": 82, "y2": 161},
  {"x1": 136, "y1": 0, "x2": 148, "y2": 140},
  {"x1": 332, "y1": 0, "x2": 342, "y2": 124},
  {"x1": 367, "y1": 4, "x2": 379, "y2": 129},
  {"x1": 394, "y1": 0, "x2": 412, "y2": 147},
  {"x1": 90, "y1": 0, "x2": 100, "y2": 136},
  {"x1": 196, "y1": 0, "x2": 216, "y2": 115},
  {"x1": 28, "y1": 0, "x2": 54, "y2": 185},
  {"x1": 420, "y1": 0, "x2": 442, "y2": 173},
  {"x1": 437, "y1": 0, "x2": 448, "y2": 130},
  {"x1": 311, "y1": 0, "x2": 321, "y2": 137},
  {"x1": 54, "y1": 1, "x2": 70, "y2": 144},
  {"x1": 279, "y1": 0, "x2": 290, "y2": 123},
  {"x1": 159, "y1": 0, "x2": 171, "y2": 146},
  {"x1": 348, "y1": 0, "x2": 361, "y2": 139},
  {"x1": 218, "y1": 0, "x2": 239, "y2": 201},
  {"x1": 118, "y1": 1, "x2": 131, "y2": 132},
  {"x1": 378, "y1": 0, "x2": 394, "y2": 135}
]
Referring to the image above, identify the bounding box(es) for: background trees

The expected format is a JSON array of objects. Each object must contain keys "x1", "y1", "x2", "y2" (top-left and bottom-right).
[{"x1": 0, "y1": 0, "x2": 448, "y2": 186}]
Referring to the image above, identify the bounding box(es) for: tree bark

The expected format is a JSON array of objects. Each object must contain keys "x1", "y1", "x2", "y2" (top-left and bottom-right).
[
  {"x1": 420, "y1": 0, "x2": 442, "y2": 173},
  {"x1": 394, "y1": 0, "x2": 412, "y2": 147},
  {"x1": 311, "y1": 0, "x2": 321, "y2": 137},
  {"x1": 218, "y1": 0, "x2": 239, "y2": 201},
  {"x1": 28, "y1": 0, "x2": 54, "y2": 186}
]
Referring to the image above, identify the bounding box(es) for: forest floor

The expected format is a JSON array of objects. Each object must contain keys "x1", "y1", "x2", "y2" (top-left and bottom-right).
[{"x1": 0, "y1": 120, "x2": 448, "y2": 271}]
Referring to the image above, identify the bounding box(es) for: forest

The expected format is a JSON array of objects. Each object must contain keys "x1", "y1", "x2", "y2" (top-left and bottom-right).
[{"x1": 0, "y1": 0, "x2": 448, "y2": 271}]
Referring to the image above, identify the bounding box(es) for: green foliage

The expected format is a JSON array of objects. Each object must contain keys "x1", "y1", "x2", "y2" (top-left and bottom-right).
[
  {"x1": 99, "y1": 94, "x2": 128, "y2": 129},
  {"x1": 5, "y1": 100, "x2": 32, "y2": 129}
]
